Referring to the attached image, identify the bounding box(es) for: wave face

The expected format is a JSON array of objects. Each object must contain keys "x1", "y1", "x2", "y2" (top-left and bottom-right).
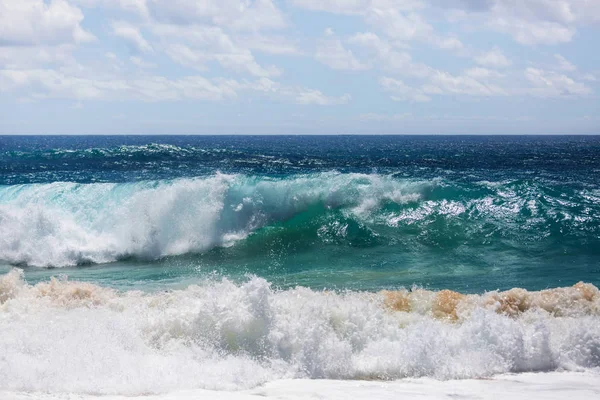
[
  {"x1": 0, "y1": 269, "x2": 599, "y2": 394},
  {"x1": 0, "y1": 173, "x2": 428, "y2": 267},
  {"x1": 1, "y1": 171, "x2": 599, "y2": 276}
]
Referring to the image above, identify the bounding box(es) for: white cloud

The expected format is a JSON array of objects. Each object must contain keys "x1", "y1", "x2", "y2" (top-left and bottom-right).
[
  {"x1": 0, "y1": 66, "x2": 348, "y2": 106},
  {"x1": 292, "y1": 0, "x2": 424, "y2": 15},
  {"x1": 290, "y1": 0, "x2": 371, "y2": 15},
  {"x1": 163, "y1": 43, "x2": 207, "y2": 69},
  {"x1": 152, "y1": 24, "x2": 280, "y2": 77},
  {"x1": 235, "y1": 34, "x2": 301, "y2": 55},
  {"x1": 439, "y1": 0, "x2": 600, "y2": 46},
  {"x1": 130, "y1": 56, "x2": 156, "y2": 68},
  {"x1": 1, "y1": 0, "x2": 597, "y2": 114},
  {"x1": 73, "y1": 0, "x2": 149, "y2": 17},
  {"x1": 148, "y1": 0, "x2": 286, "y2": 31},
  {"x1": 294, "y1": 89, "x2": 351, "y2": 105},
  {"x1": 0, "y1": 0, "x2": 94, "y2": 46},
  {"x1": 0, "y1": 45, "x2": 77, "y2": 69},
  {"x1": 433, "y1": 36, "x2": 464, "y2": 51},
  {"x1": 554, "y1": 54, "x2": 577, "y2": 71},
  {"x1": 315, "y1": 37, "x2": 369, "y2": 71},
  {"x1": 379, "y1": 65, "x2": 592, "y2": 101},
  {"x1": 349, "y1": 32, "x2": 432, "y2": 78},
  {"x1": 295, "y1": 1, "x2": 600, "y2": 47},
  {"x1": 428, "y1": 70, "x2": 506, "y2": 96},
  {"x1": 379, "y1": 76, "x2": 431, "y2": 102},
  {"x1": 365, "y1": 7, "x2": 433, "y2": 42},
  {"x1": 111, "y1": 20, "x2": 153, "y2": 53},
  {"x1": 0, "y1": 68, "x2": 241, "y2": 101},
  {"x1": 492, "y1": 18, "x2": 575, "y2": 45},
  {"x1": 475, "y1": 47, "x2": 512, "y2": 68},
  {"x1": 294, "y1": 1, "x2": 463, "y2": 52},
  {"x1": 380, "y1": 65, "x2": 513, "y2": 102},
  {"x1": 357, "y1": 112, "x2": 413, "y2": 121},
  {"x1": 524, "y1": 67, "x2": 591, "y2": 97},
  {"x1": 464, "y1": 67, "x2": 504, "y2": 79}
]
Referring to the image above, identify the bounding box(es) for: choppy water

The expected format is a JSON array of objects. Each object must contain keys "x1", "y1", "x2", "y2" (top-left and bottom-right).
[{"x1": 1, "y1": 135, "x2": 599, "y2": 394}]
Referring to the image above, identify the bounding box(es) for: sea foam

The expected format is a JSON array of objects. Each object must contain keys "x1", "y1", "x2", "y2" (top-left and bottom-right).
[{"x1": 0, "y1": 269, "x2": 599, "y2": 395}]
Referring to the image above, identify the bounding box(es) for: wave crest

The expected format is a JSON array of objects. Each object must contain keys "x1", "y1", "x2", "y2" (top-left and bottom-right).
[
  {"x1": 0, "y1": 173, "x2": 427, "y2": 267},
  {"x1": 1, "y1": 172, "x2": 599, "y2": 269}
]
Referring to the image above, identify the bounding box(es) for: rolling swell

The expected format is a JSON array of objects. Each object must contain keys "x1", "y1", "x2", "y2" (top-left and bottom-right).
[{"x1": 0, "y1": 172, "x2": 599, "y2": 270}]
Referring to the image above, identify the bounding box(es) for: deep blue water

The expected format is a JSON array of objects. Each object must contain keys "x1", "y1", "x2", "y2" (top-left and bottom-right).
[{"x1": 1, "y1": 135, "x2": 599, "y2": 292}]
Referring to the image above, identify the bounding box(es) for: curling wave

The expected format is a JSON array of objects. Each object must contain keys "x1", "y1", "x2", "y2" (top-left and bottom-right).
[
  {"x1": 0, "y1": 269, "x2": 599, "y2": 394},
  {"x1": 0, "y1": 173, "x2": 428, "y2": 267},
  {"x1": 1, "y1": 172, "x2": 599, "y2": 268}
]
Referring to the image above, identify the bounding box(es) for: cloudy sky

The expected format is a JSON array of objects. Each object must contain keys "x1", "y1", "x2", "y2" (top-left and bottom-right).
[{"x1": 1, "y1": 0, "x2": 599, "y2": 134}]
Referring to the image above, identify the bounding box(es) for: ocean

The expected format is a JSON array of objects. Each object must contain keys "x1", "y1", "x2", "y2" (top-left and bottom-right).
[{"x1": 1, "y1": 135, "x2": 599, "y2": 397}]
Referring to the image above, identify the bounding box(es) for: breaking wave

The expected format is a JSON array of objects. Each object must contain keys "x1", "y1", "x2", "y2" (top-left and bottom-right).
[
  {"x1": 0, "y1": 269, "x2": 599, "y2": 394},
  {"x1": 1, "y1": 172, "x2": 599, "y2": 268}
]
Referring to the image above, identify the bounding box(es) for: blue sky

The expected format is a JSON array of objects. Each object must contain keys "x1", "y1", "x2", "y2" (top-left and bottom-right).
[{"x1": 0, "y1": 0, "x2": 599, "y2": 134}]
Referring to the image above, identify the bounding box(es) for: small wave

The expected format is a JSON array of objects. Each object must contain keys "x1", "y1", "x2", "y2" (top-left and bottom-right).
[{"x1": 0, "y1": 269, "x2": 599, "y2": 394}]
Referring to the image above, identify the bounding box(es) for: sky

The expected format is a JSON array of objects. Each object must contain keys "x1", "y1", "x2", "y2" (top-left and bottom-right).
[{"x1": 0, "y1": 0, "x2": 599, "y2": 134}]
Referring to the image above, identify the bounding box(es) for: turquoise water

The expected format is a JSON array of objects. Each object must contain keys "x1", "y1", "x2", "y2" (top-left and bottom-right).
[
  {"x1": 1, "y1": 135, "x2": 599, "y2": 292},
  {"x1": 2, "y1": 136, "x2": 600, "y2": 394}
]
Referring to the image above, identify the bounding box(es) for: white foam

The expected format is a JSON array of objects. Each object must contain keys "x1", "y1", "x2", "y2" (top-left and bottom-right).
[
  {"x1": 0, "y1": 270, "x2": 598, "y2": 395},
  {"x1": 3, "y1": 372, "x2": 600, "y2": 400}
]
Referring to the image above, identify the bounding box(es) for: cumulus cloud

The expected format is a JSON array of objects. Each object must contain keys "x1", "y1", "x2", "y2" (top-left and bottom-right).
[
  {"x1": 0, "y1": 0, "x2": 94, "y2": 46},
  {"x1": 130, "y1": 56, "x2": 156, "y2": 68},
  {"x1": 290, "y1": 0, "x2": 372, "y2": 15},
  {"x1": 349, "y1": 32, "x2": 432, "y2": 77},
  {"x1": 438, "y1": 0, "x2": 600, "y2": 45},
  {"x1": 365, "y1": 7, "x2": 433, "y2": 42},
  {"x1": 427, "y1": 70, "x2": 507, "y2": 96},
  {"x1": 0, "y1": 45, "x2": 77, "y2": 69},
  {"x1": 315, "y1": 35, "x2": 369, "y2": 71},
  {"x1": 73, "y1": 0, "x2": 149, "y2": 16},
  {"x1": 524, "y1": 67, "x2": 591, "y2": 97},
  {"x1": 147, "y1": 0, "x2": 286, "y2": 31},
  {"x1": 554, "y1": 54, "x2": 577, "y2": 71},
  {"x1": 152, "y1": 24, "x2": 280, "y2": 77},
  {"x1": 294, "y1": 89, "x2": 351, "y2": 105},
  {"x1": 0, "y1": 0, "x2": 597, "y2": 114},
  {"x1": 475, "y1": 47, "x2": 512, "y2": 68},
  {"x1": 464, "y1": 67, "x2": 504, "y2": 79},
  {"x1": 0, "y1": 68, "x2": 240, "y2": 101},
  {"x1": 235, "y1": 34, "x2": 301, "y2": 55},
  {"x1": 379, "y1": 77, "x2": 431, "y2": 102},
  {"x1": 111, "y1": 20, "x2": 153, "y2": 53}
]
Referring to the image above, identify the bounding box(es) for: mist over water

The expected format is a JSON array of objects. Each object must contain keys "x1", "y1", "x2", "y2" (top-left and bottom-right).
[{"x1": 1, "y1": 135, "x2": 600, "y2": 394}]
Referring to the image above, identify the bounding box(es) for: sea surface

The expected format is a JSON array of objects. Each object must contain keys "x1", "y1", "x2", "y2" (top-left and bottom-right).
[{"x1": 0, "y1": 135, "x2": 599, "y2": 396}]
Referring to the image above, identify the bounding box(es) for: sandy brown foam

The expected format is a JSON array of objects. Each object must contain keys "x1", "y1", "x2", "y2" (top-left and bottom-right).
[{"x1": 382, "y1": 282, "x2": 600, "y2": 320}]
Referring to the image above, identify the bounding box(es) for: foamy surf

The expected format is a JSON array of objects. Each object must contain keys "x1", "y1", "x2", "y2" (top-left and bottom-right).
[
  {"x1": 3, "y1": 372, "x2": 600, "y2": 400},
  {"x1": 1, "y1": 269, "x2": 599, "y2": 396}
]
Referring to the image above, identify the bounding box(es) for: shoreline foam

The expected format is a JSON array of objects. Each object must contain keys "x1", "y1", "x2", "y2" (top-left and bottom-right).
[
  {"x1": 1, "y1": 270, "x2": 599, "y2": 395},
  {"x1": 2, "y1": 372, "x2": 600, "y2": 400}
]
